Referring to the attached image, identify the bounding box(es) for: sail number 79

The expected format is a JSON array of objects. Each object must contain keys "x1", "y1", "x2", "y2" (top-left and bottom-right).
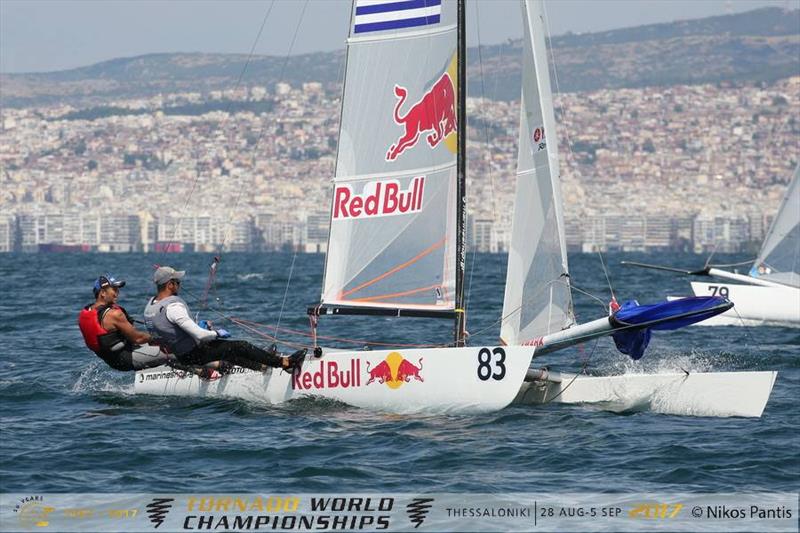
[
  {"x1": 478, "y1": 347, "x2": 506, "y2": 381},
  {"x1": 708, "y1": 285, "x2": 729, "y2": 298}
]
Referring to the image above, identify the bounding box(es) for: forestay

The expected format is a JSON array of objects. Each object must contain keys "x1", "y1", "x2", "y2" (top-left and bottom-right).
[
  {"x1": 501, "y1": 0, "x2": 573, "y2": 345},
  {"x1": 321, "y1": 0, "x2": 458, "y2": 311},
  {"x1": 751, "y1": 164, "x2": 800, "y2": 288}
]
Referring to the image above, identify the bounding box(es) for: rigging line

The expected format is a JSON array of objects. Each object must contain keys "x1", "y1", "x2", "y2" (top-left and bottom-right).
[
  {"x1": 597, "y1": 251, "x2": 616, "y2": 301},
  {"x1": 275, "y1": 251, "x2": 298, "y2": 341},
  {"x1": 541, "y1": 1, "x2": 583, "y2": 186},
  {"x1": 466, "y1": 0, "x2": 501, "y2": 322},
  {"x1": 568, "y1": 282, "x2": 612, "y2": 313},
  {"x1": 316, "y1": 12, "x2": 351, "y2": 305},
  {"x1": 219, "y1": 0, "x2": 309, "y2": 252},
  {"x1": 709, "y1": 258, "x2": 756, "y2": 268},
  {"x1": 165, "y1": 0, "x2": 277, "y2": 251},
  {"x1": 541, "y1": 336, "x2": 600, "y2": 405},
  {"x1": 470, "y1": 277, "x2": 578, "y2": 340},
  {"x1": 231, "y1": 318, "x2": 444, "y2": 348},
  {"x1": 704, "y1": 242, "x2": 720, "y2": 269},
  {"x1": 234, "y1": 319, "x2": 310, "y2": 350}
]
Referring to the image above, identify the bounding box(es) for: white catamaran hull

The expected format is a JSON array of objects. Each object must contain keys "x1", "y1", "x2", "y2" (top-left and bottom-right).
[
  {"x1": 134, "y1": 344, "x2": 777, "y2": 417},
  {"x1": 135, "y1": 345, "x2": 535, "y2": 414},
  {"x1": 515, "y1": 369, "x2": 777, "y2": 418},
  {"x1": 674, "y1": 282, "x2": 800, "y2": 327}
]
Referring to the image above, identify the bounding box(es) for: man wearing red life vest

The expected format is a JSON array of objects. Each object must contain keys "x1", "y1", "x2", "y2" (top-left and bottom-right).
[{"x1": 78, "y1": 274, "x2": 176, "y2": 371}]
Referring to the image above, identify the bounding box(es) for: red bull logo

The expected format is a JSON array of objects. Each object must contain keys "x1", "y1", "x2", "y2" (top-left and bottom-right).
[
  {"x1": 292, "y1": 359, "x2": 361, "y2": 390},
  {"x1": 332, "y1": 176, "x2": 424, "y2": 220},
  {"x1": 532, "y1": 125, "x2": 546, "y2": 152},
  {"x1": 366, "y1": 352, "x2": 423, "y2": 389},
  {"x1": 386, "y1": 71, "x2": 457, "y2": 161}
]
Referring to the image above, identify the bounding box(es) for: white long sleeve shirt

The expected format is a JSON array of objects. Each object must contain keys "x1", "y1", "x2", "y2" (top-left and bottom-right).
[{"x1": 165, "y1": 302, "x2": 218, "y2": 344}]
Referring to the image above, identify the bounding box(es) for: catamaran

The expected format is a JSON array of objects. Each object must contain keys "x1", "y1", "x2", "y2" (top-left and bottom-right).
[
  {"x1": 626, "y1": 165, "x2": 799, "y2": 327},
  {"x1": 135, "y1": 0, "x2": 776, "y2": 417}
]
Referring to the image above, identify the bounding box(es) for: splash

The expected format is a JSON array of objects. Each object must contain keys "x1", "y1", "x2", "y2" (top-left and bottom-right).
[
  {"x1": 237, "y1": 273, "x2": 265, "y2": 281},
  {"x1": 71, "y1": 362, "x2": 134, "y2": 396}
]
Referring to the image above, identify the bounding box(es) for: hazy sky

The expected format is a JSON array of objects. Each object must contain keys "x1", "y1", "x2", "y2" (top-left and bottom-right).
[{"x1": 1, "y1": 0, "x2": 794, "y2": 73}]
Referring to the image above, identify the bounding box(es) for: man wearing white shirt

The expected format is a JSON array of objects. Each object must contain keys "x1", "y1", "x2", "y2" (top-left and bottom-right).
[{"x1": 143, "y1": 266, "x2": 305, "y2": 374}]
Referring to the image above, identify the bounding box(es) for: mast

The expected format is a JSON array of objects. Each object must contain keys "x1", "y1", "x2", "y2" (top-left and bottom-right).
[{"x1": 454, "y1": 0, "x2": 467, "y2": 346}]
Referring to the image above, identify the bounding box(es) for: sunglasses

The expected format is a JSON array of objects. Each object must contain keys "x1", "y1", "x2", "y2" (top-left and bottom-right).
[{"x1": 170, "y1": 279, "x2": 181, "y2": 285}]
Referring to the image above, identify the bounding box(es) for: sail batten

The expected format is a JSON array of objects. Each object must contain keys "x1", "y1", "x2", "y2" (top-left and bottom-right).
[
  {"x1": 501, "y1": 0, "x2": 574, "y2": 345},
  {"x1": 321, "y1": 0, "x2": 459, "y2": 313}
]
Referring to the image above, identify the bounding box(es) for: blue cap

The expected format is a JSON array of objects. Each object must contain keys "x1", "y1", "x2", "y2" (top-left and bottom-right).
[{"x1": 93, "y1": 274, "x2": 126, "y2": 297}]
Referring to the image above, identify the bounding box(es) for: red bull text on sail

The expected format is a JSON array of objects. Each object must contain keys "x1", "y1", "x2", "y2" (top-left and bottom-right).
[{"x1": 333, "y1": 177, "x2": 424, "y2": 220}]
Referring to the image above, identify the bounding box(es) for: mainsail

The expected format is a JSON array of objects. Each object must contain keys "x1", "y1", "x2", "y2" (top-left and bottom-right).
[
  {"x1": 751, "y1": 164, "x2": 800, "y2": 288},
  {"x1": 501, "y1": 0, "x2": 573, "y2": 345},
  {"x1": 321, "y1": 0, "x2": 459, "y2": 313}
]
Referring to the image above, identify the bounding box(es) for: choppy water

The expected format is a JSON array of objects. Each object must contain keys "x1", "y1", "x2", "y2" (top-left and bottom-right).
[{"x1": 1, "y1": 252, "x2": 797, "y2": 493}]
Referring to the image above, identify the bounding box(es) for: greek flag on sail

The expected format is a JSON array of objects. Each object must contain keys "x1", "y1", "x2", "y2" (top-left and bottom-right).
[{"x1": 354, "y1": 0, "x2": 441, "y2": 34}]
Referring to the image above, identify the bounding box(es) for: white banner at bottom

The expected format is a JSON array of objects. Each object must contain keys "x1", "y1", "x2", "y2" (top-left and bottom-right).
[{"x1": 0, "y1": 493, "x2": 797, "y2": 532}]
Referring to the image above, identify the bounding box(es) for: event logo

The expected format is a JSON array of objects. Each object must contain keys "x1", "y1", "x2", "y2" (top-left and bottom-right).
[
  {"x1": 146, "y1": 498, "x2": 174, "y2": 529},
  {"x1": 406, "y1": 498, "x2": 434, "y2": 528},
  {"x1": 13, "y1": 496, "x2": 54, "y2": 528},
  {"x1": 366, "y1": 352, "x2": 423, "y2": 390}
]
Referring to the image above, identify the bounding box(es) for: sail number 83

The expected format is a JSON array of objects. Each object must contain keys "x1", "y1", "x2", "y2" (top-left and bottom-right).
[{"x1": 478, "y1": 347, "x2": 506, "y2": 381}]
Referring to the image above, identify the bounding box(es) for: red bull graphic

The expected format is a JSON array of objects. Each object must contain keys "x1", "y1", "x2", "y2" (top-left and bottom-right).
[
  {"x1": 366, "y1": 352, "x2": 424, "y2": 389},
  {"x1": 532, "y1": 125, "x2": 546, "y2": 152},
  {"x1": 292, "y1": 359, "x2": 361, "y2": 390},
  {"x1": 333, "y1": 176, "x2": 425, "y2": 220},
  {"x1": 386, "y1": 72, "x2": 457, "y2": 161}
]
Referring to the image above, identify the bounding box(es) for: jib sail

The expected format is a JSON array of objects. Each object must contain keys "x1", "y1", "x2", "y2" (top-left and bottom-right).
[
  {"x1": 501, "y1": 0, "x2": 573, "y2": 344},
  {"x1": 751, "y1": 164, "x2": 799, "y2": 288}
]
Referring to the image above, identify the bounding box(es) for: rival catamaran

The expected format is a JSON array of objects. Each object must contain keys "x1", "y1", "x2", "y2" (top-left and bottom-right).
[
  {"x1": 626, "y1": 164, "x2": 799, "y2": 327},
  {"x1": 135, "y1": 0, "x2": 776, "y2": 417}
]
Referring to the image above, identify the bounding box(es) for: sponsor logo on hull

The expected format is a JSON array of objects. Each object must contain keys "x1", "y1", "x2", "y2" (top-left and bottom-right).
[
  {"x1": 292, "y1": 359, "x2": 362, "y2": 390},
  {"x1": 366, "y1": 352, "x2": 424, "y2": 389}
]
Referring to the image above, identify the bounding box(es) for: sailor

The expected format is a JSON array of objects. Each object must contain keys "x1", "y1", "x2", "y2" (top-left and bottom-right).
[
  {"x1": 78, "y1": 274, "x2": 177, "y2": 371},
  {"x1": 143, "y1": 266, "x2": 305, "y2": 373}
]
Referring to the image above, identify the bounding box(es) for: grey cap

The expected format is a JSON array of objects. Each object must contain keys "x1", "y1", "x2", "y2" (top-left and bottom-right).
[{"x1": 154, "y1": 266, "x2": 186, "y2": 285}]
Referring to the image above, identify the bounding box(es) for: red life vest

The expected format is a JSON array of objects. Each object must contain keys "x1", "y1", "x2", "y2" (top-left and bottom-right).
[{"x1": 78, "y1": 304, "x2": 116, "y2": 353}]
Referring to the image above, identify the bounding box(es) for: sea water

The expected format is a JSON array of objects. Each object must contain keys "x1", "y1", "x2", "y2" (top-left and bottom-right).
[{"x1": 0, "y1": 252, "x2": 797, "y2": 493}]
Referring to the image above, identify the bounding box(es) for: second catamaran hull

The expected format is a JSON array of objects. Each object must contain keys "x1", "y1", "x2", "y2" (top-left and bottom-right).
[
  {"x1": 135, "y1": 345, "x2": 535, "y2": 414},
  {"x1": 675, "y1": 282, "x2": 800, "y2": 327},
  {"x1": 514, "y1": 369, "x2": 777, "y2": 418}
]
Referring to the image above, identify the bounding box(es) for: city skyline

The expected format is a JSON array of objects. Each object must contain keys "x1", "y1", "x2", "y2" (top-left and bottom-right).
[{"x1": 2, "y1": 75, "x2": 797, "y2": 254}]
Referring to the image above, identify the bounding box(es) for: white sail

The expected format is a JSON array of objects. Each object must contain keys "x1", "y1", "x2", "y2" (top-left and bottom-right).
[
  {"x1": 321, "y1": 0, "x2": 458, "y2": 311},
  {"x1": 751, "y1": 164, "x2": 800, "y2": 288},
  {"x1": 501, "y1": 0, "x2": 573, "y2": 345}
]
